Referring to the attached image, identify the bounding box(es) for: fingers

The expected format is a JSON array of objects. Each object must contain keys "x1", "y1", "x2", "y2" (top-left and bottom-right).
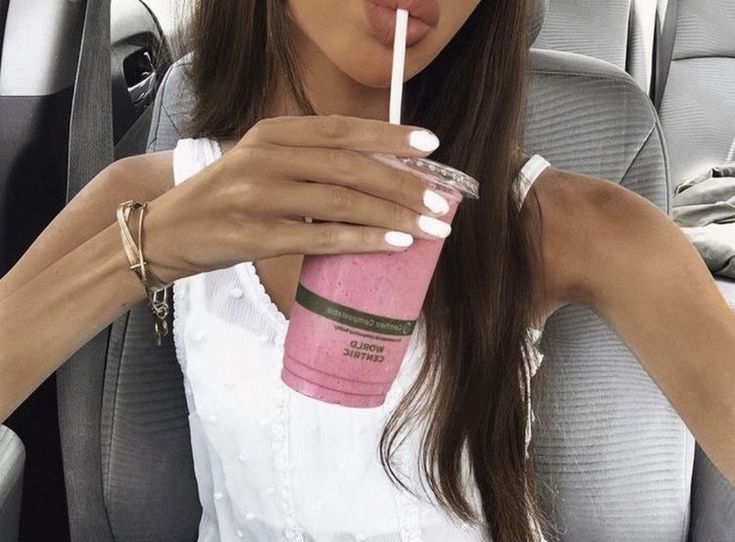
[
  {"x1": 243, "y1": 114, "x2": 440, "y2": 157},
  {"x1": 222, "y1": 114, "x2": 454, "y2": 261},
  {"x1": 273, "y1": 222, "x2": 417, "y2": 256},
  {"x1": 270, "y1": 180, "x2": 452, "y2": 242},
  {"x1": 244, "y1": 145, "x2": 454, "y2": 219}
]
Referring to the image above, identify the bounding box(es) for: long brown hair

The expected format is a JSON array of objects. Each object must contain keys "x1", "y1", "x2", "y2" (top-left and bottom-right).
[{"x1": 175, "y1": 1, "x2": 549, "y2": 540}]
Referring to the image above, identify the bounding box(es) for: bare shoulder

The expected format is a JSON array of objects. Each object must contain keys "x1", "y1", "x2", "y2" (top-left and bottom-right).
[
  {"x1": 108, "y1": 150, "x2": 175, "y2": 201},
  {"x1": 525, "y1": 165, "x2": 673, "y2": 322}
]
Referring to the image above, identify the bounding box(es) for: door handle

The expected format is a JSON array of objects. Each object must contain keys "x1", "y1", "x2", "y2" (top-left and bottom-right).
[
  {"x1": 124, "y1": 49, "x2": 156, "y2": 106},
  {"x1": 128, "y1": 70, "x2": 156, "y2": 105}
]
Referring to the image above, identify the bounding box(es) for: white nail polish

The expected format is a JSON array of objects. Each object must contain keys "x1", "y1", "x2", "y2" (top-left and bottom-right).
[
  {"x1": 384, "y1": 231, "x2": 414, "y2": 247},
  {"x1": 418, "y1": 215, "x2": 451, "y2": 238},
  {"x1": 423, "y1": 189, "x2": 450, "y2": 215},
  {"x1": 408, "y1": 130, "x2": 440, "y2": 152}
]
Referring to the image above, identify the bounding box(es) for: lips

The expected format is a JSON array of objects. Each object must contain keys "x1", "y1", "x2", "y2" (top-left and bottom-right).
[{"x1": 363, "y1": 0, "x2": 440, "y2": 47}]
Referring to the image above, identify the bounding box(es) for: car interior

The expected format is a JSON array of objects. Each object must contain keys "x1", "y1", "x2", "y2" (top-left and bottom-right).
[{"x1": 0, "y1": 0, "x2": 733, "y2": 540}]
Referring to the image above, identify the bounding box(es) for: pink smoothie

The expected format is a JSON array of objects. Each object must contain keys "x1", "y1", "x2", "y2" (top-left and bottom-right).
[{"x1": 281, "y1": 154, "x2": 478, "y2": 407}]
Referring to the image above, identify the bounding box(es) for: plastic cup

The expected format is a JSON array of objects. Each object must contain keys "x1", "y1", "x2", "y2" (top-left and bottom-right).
[{"x1": 280, "y1": 153, "x2": 480, "y2": 407}]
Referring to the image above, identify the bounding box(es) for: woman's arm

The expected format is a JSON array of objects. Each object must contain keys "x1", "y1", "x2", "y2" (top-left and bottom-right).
[
  {"x1": 0, "y1": 219, "x2": 150, "y2": 422},
  {"x1": 564, "y1": 175, "x2": 735, "y2": 486},
  {"x1": 0, "y1": 151, "x2": 173, "y2": 303},
  {"x1": 0, "y1": 152, "x2": 174, "y2": 423}
]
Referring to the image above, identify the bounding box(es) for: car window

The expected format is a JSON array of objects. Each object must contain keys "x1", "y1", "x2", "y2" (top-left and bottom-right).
[{"x1": 141, "y1": 0, "x2": 177, "y2": 39}]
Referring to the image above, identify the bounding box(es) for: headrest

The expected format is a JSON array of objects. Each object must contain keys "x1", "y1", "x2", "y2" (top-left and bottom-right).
[{"x1": 529, "y1": 0, "x2": 548, "y2": 45}]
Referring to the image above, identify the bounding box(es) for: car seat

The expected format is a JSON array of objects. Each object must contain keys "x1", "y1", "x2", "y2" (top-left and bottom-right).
[
  {"x1": 55, "y1": 1, "x2": 730, "y2": 540},
  {"x1": 655, "y1": 0, "x2": 735, "y2": 185},
  {"x1": 653, "y1": 1, "x2": 735, "y2": 538},
  {"x1": 534, "y1": 0, "x2": 658, "y2": 93},
  {"x1": 0, "y1": 426, "x2": 24, "y2": 542}
]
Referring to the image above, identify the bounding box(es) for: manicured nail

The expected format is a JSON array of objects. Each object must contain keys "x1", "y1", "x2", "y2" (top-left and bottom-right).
[
  {"x1": 418, "y1": 215, "x2": 451, "y2": 238},
  {"x1": 384, "y1": 231, "x2": 414, "y2": 247},
  {"x1": 423, "y1": 189, "x2": 450, "y2": 215},
  {"x1": 408, "y1": 130, "x2": 440, "y2": 152}
]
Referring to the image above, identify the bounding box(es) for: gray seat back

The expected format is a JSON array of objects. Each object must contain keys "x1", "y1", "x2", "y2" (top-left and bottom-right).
[
  {"x1": 524, "y1": 50, "x2": 695, "y2": 541},
  {"x1": 656, "y1": 0, "x2": 735, "y2": 186},
  {"x1": 655, "y1": 1, "x2": 735, "y2": 538},
  {"x1": 74, "y1": 2, "x2": 701, "y2": 540},
  {"x1": 534, "y1": 0, "x2": 657, "y2": 92},
  {"x1": 0, "y1": 426, "x2": 24, "y2": 542}
]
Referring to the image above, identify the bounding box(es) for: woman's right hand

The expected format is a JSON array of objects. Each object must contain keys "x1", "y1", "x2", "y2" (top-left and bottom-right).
[{"x1": 143, "y1": 115, "x2": 454, "y2": 283}]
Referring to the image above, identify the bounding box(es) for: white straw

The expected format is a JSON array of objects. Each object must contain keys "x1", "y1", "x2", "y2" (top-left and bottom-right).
[{"x1": 389, "y1": 8, "x2": 409, "y2": 125}]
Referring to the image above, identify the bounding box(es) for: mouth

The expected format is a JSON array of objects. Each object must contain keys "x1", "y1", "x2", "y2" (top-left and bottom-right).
[{"x1": 363, "y1": 0, "x2": 440, "y2": 47}]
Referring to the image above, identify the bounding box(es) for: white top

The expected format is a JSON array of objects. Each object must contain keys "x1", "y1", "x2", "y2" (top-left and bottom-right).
[{"x1": 171, "y1": 138, "x2": 551, "y2": 542}]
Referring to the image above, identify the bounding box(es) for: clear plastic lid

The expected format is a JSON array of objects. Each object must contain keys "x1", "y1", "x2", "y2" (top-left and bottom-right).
[{"x1": 370, "y1": 153, "x2": 480, "y2": 200}]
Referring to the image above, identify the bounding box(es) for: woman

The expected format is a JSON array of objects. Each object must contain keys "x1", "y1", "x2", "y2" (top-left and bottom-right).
[{"x1": 1, "y1": 0, "x2": 733, "y2": 540}]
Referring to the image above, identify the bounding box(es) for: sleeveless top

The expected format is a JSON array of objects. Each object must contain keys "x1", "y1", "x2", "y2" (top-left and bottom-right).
[{"x1": 171, "y1": 138, "x2": 551, "y2": 542}]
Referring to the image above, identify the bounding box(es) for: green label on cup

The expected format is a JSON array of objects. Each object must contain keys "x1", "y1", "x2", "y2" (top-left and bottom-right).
[{"x1": 295, "y1": 284, "x2": 416, "y2": 336}]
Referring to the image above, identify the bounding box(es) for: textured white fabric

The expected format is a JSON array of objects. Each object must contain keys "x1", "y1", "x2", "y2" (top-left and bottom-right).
[{"x1": 171, "y1": 138, "x2": 549, "y2": 542}]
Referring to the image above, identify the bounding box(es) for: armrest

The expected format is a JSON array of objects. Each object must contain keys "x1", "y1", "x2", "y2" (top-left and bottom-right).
[
  {"x1": 715, "y1": 277, "x2": 735, "y2": 310},
  {"x1": 0, "y1": 425, "x2": 25, "y2": 542},
  {"x1": 688, "y1": 278, "x2": 735, "y2": 540},
  {"x1": 688, "y1": 444, "x2": 735, "y2": 541}
]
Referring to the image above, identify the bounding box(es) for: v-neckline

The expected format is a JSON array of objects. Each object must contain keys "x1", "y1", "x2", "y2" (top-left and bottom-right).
[{"x1": 234, "y1": 261, "x2": 289, "y2": 331}]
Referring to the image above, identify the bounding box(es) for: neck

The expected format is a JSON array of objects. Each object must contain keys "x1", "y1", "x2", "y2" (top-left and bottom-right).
[{"x1": 267, "y1": 23, "x2": 391, "y2": 121}]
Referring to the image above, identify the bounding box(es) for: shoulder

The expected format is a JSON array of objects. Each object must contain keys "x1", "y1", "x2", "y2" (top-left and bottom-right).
[
  {"x1": 525, "y1": 165, "x2": 677, "y2": 318},
  {"x1": 64, "y1": 150, "x2": 174, "y2": 216},
  {"x1": 108, "y1": 150, "x2": 175, "y2": 201},
  {"x1": 110, "y1": 138, "x2": 223, "y2": 194}
]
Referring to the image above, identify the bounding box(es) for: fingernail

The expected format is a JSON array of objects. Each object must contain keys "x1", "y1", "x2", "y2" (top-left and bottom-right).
[
  {"x1": 418, "y1": 215, "x2": 451, "y2": 238},
  {"x1": 384, "y1": 231, "x2": 414, "y2": 247},
  {"x1": 409, "y1": 130, "x2": 440, "y2": 152},
  {"x1": 423, "y1": 189, "x2": 450, "y2": 215}
]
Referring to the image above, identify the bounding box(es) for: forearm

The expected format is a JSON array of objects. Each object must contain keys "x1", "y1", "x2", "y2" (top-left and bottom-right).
[
  {"x1": 605, "y1": 298, "x2": 735, "y2": 487},
  {"x1": 0, "y1": 220, "x2": 149, "y2": 423}
]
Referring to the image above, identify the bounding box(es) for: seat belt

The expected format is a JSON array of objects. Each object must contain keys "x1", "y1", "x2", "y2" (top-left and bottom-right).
[
  {"x1": 57, "y1": 0, "x2": 116, "y2": 540},
  {"x1": 654, "y1": 0, "x2": 678, "y2": 110}
]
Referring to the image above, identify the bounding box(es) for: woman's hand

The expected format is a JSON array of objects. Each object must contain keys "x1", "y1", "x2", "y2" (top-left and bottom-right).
[{"x1": 143, "y1": 115, "x2": 453, "y2": 283}]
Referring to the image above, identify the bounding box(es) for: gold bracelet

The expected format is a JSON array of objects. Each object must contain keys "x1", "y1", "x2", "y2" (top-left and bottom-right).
[
  {"x1": 117, "y1": 201, "x2": 169, "y2": 290},
  {"x1": 137, "y1": 202, "x2": 171, "y2": 344},
  {"x1": 136, "y1": 201, "x2": 171, "y2": 290},
  {"x1": 116, "y1": 200, "x2": 170, "y2": 345},
  {"x1": 116, "y1": 200, "x2": 171, "y2": 346}
]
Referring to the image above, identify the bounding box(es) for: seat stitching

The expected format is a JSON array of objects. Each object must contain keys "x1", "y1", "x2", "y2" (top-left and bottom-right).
[
  {"x1": 103, "y1": 308, "x2": 131, "y2": 504},
  {"x1": 619, "y1": 124, "x2": 656, "y2": 189},
  {"x1": 619, "y1": 121, "x2": 671, "y2": 215},
  {"x1": 672, "y1": 54, "x2": 735, "y2": 62},
  {"x1": 147, "y1": 74, "x2": 171, "y2": 153},
  {"x1": 161, "y1": 105, "x2": 183, "y2": 138},
  {"x1": 530, "y1": 68, "x2": 656, "y2": 106}
]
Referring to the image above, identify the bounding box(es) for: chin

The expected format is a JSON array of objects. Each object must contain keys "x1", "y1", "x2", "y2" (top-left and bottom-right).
[
  {"x1": 340, "y1": 62, "x2": 394, "y2": 88},
  {"x1": 336, "y1": 44, "x2": 433, "y2": 89}
]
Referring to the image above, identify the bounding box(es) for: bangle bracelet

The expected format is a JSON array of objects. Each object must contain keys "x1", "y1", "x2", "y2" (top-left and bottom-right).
[
  {"x1": 116, "y1": 200, "x2": 171, "y2": 290},
  {"x1": 116, "y1": 200, "x2": 171, "y2": 346},
  {"x1": 137, "y1": 201, "x2": 171, "y2": 345},
  {"x1": 135, "y1": 201, "x2": 170, "y2": 291}
]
